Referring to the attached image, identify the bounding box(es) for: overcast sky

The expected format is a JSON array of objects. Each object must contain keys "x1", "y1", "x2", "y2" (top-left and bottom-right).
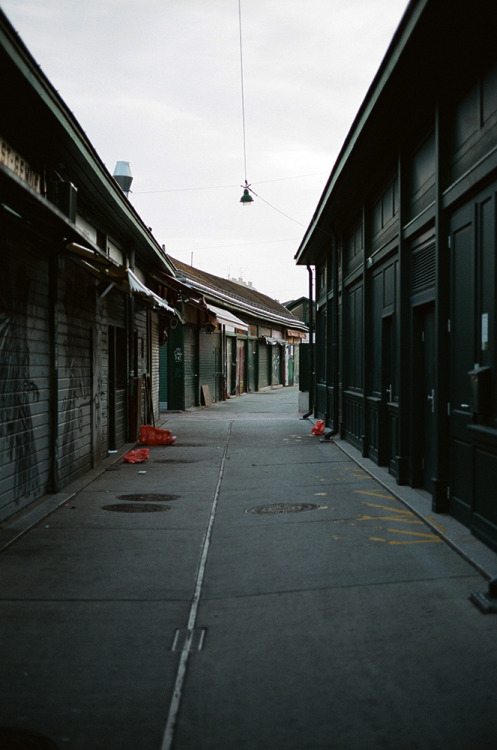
[{"x1": 2, "y1": 0, "x2": 408, "y2": 302}]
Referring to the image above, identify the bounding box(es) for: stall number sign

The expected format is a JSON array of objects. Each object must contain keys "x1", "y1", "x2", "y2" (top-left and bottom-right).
[{"x1": 1, "y1": 136, "x2": 41, "y2": 192}]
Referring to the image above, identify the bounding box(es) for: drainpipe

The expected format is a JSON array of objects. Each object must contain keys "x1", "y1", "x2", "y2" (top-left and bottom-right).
[
  {"x1": 302, "y1": 264, "x2": 314, "y2": 419},
  {"x1": 221, "y1": 324, "x2": 227, "y2": 400},
  {"x1": 128, "y1": 249, "x2": 136, "y2": 440}
]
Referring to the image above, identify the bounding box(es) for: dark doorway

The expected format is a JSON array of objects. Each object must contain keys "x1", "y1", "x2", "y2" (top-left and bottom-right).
[
  {"x1": 413, "y1": 303, "x2": 436, "y2": 492},
  {"x1": 380, "y1": 315, "x2": 395, "y2": 467}
]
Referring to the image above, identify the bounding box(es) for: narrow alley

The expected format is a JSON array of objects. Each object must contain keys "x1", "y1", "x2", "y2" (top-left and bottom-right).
[{"x1": 1, "y1": 387, "x2": 497, "y2": 750}]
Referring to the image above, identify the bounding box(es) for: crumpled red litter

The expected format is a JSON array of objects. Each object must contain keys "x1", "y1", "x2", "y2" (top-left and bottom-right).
[
  {"x1": 122, "y1": 448, "x2": 150, "y2": 463},
  {"x1": 311, "y1": 420, "x2": 325, "y2": 436},
  {"x1": 139, "y1": 425, "x2": 177, "y2": 445}
]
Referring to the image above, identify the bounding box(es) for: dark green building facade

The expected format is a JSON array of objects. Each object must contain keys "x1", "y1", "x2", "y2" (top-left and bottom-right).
[{"x1": 296, "y1": 0, "x2": 497, "y2": 551}]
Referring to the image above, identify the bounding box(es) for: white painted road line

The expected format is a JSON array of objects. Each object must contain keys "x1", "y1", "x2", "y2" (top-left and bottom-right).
[{"x1": 160, "y1": 420, "x2": 233, "y2": 750}]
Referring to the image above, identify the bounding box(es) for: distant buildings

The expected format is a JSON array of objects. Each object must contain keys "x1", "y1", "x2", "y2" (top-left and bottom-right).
[
  {"x1": 0, "y1": 9, "x2": 306, "y2": 523},
  {"x1": 160, "y1": 259, "x2": 307, "y2": 409}
]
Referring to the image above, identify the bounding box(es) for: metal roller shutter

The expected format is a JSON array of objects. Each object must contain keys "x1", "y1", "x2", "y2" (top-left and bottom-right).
[
  {"x1": 0, "y1": 244, "x2": 51, "y2": 521},
  {"x1": 199, "y1": 330, "x2": 221, "y2": 402},
  {"x1": 258, "y1": 343, "x2": 269, "y2": 389}
]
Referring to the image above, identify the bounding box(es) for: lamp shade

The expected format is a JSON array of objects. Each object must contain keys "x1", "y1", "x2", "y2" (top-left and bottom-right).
[{"x1": 240, "y1": 187, "x2": 253, "y2": 204}]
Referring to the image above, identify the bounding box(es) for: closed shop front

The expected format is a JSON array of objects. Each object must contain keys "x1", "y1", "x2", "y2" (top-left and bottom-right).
[
  {"x1": 58, "y1": 261, "x2": 95, "y2": 485},
  {"x1": 0, "y1": 240, "x2": 51, "y2": 521},
  {"x1": 107, "y1": 291, "x2": 128, "y2": 450},
  {"x1": 271, "y1": 344, "x2": 282, "y2": 385},
  {"x1": 184, "y1": 325, "x2": 198, "y2": 409},
  {"x1": 449, "y1": 184, "x2": 497, "y2": 548},
  {"x1": 247, "y1": 339, "x2": 257, "y2": 392},
  {"x1": 159, "y1": 341, "x2": 168, "y2": 411},
  {"x1": 199, "y1": 329, "x2": 222, "y2": 402},
  {"x1": 258, "y1": 342, "x2": 270, "y2": 389}
]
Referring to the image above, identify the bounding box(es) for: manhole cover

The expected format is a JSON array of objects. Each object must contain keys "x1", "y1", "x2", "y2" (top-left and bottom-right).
[
  {"x1": 0, "y1": 727, "x2": 59, "y2": 748},
  {"x1": 117, "y1": 493, "x2": 181, "y2": 502},
  {"x1": 247, "y1": 503, "x2": 319, "y2": 514},
  {"x1": 102, "y1": 503, "x2": 170, "y2": 513}
]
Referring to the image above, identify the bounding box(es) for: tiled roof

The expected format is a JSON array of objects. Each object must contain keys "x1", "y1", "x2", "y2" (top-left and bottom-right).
[{"x1": 169, "y1": 257, "x2": 307, "y2": 330}]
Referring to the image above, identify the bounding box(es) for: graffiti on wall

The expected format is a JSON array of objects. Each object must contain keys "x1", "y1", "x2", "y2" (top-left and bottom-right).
[
  {"x1": 0, "y1": 263, "x2": 40, "y2": 505},
  {"x1": 59, "y1": 274, "x2": 88, "y2": 471}
]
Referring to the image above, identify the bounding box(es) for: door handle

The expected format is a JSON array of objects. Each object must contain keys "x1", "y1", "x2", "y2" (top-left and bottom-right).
[
  {"x1": 427, "y1": 389, "x2": 435, "y2": 413},
  {"x1": 386, "y1": 384, "x2": 393, "y2": 401}
]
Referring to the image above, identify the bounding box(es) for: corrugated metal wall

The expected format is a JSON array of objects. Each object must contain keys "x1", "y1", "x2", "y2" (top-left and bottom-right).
[
  {"x1": 106, "y1": 291, "x2": 127, "y2": 449},
  {"x1": 247, "y1": 339, "x2": 257, "y2": 392},
  {"x1": 151, "y1": 312, "x2": 160, "y2": 422},
  {"x1": 183, "y1": 325, "x2": 198, "y2": 409},
  {"x1": 159, "y1": 341, "x2": 168, "y2": 410},
  {"x1": 272, "y1": 346, "x2": 282, "y2": 385},
  {"x1": 134, "y1": 303, "x2": 148, "y2": 426},
  {"x1": 57, "y1": 262, "x2": 94, "y2": 485},
  {"x1": 0, "y1": 242, "x2": 51, "y2": 520},
  {"x1": 258, "y1": 343, "x2": 270, "y2": 388},
  {"x1": 199, "y1": 330, "x2": 221, "y2": 402}
]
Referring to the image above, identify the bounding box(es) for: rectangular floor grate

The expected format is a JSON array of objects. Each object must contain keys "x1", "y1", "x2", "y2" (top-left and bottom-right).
[{"x1": 171, "y1": 628, "x2": 206, "y2": 652}]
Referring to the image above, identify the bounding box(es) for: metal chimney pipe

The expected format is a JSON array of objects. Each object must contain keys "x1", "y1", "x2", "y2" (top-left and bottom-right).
[{"x1": 113, "y1": 161, "x2": 133, "y2": 196}]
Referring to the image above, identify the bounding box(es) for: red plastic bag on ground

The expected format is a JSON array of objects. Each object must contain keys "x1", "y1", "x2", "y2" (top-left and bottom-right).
[
  {"x1": 311, "y1": 420, "x2": 325, "y2": 436},
  {"x1": 123, "y1": 448, "x2": 150, "y2": 463},
  {"x1": 139, "y1": 425, "x2": 176, "y2": 445}
]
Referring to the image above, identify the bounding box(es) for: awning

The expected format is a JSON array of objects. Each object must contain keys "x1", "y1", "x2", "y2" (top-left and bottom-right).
[
  {"x1": 286, "y1": 328, "x2": 307, "y2": 338},
  {"x1": 208, "y1": 304, "x2": 248, "y2": 332},
  {"x1": 128, "y1": 269, "x2": 183, "y2": 319},
  {"x1": 260, "y1": 335, "x2": 286, "y2": 346}
]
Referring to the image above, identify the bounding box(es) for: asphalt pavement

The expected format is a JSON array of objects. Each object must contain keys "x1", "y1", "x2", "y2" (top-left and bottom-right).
[{"x1": 1, "y1": 386, "x2": 497, "y2": 750}]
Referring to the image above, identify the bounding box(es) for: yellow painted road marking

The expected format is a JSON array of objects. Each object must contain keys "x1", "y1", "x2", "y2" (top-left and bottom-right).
[
  {"x1": 388, "y1": 538, "x2": 442, "y2": 545},
  {"x1": 357, "y1": 514, "x2": 422, "y2": 524},
  {"x1": 355, "y1": 490, "x2": 395, "y2": 500},
  {"x1": 387, "y1": 528, "x2": 440, "y2": 539},
  {"x1": 362, "y1": 501, "x2": 412, "y2": 515}
]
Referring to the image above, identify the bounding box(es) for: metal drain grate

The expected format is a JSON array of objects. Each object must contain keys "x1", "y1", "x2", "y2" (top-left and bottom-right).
[
  {"x1": 102, "y1": 503, "x2": 171, "y2": 513},
  {"x1": 117, "y1": 494, "x2": 181, "y2": 502},
  {"x1": 247, "y1": 503, "x2": 319, "y2": 514},
  {"x1": 0, "y1": 727, "x2": 60, "y2": 748}
]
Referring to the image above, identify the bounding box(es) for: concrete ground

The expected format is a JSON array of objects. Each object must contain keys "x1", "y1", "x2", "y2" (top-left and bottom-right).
[{"x1": 1, "y1": 386, "x2": 497, "y2": 750}]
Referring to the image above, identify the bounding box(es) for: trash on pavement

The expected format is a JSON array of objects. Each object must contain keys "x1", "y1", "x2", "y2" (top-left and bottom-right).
[
  {"x1": 139, "y1": 425, "x2": 176, "y2": 445},
  {"x1": 123, "y1": 448, "x2": 150, "y2": 463},
  {"x1": 311, "y1": 420, "x2": 325, "y2": 436}
]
